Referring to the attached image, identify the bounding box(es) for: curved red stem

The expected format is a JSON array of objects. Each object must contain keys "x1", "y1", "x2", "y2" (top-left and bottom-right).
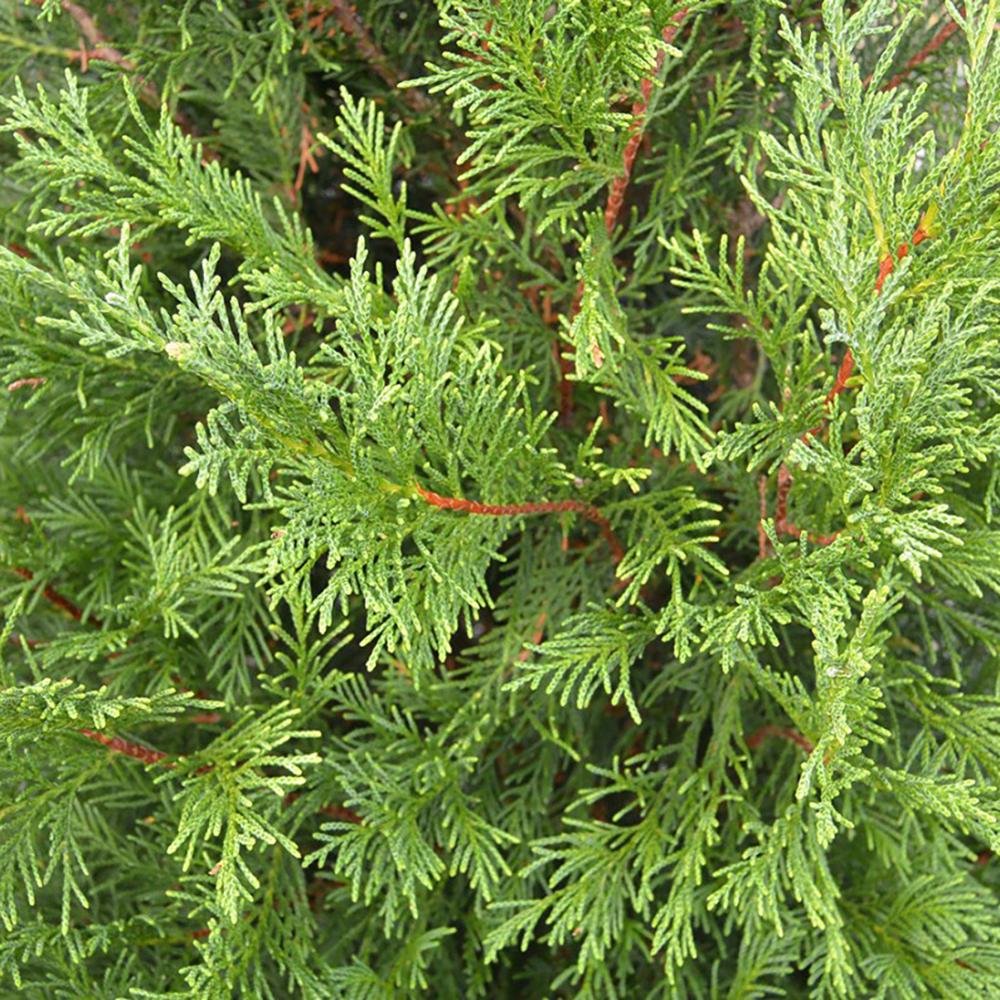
[{"x1": 416, "y1": 486, "x2": 624, "y2": 564}]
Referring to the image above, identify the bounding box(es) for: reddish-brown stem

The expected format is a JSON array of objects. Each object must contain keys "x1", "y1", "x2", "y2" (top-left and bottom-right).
[
  {"x1": 80, "y1": 727, "x2": 215, "y2": 774},
  {"x1": 328, "y1": 0, "x2": 432, "y2": 114},
  {"x1": 824, "y1": 14, "x2": 959, "y2": 110},
  {"x1": 289, "y1": 1, "x2": 337, "y2": 42},
  {"x1": 50, "y1": 1, "x2": 145, "y2": 95},
  {"x1": 79, "y1": 728, "x2": 172, "y2": 767},
  {"x1": 188, "y1": 712, "x2": 223, "y2": 725},
  {"x1": 772, "y1": 462, "x2": 839, "y2": 546},
  {"x1": 746, "y1": 724, "x2": 814, "y2": 754},
  {"x1": 516, "y1": 611, "x2": 549, "y2": 663},
  {"x1": 824, "y1": 350, "x2": 855, "y2": 406},
  {"x1": 556, "y1": 10, "x2": 688, "y2": 423},
  {"x1": 294, "y1": 102, "x2": 321, "y2": 196},
  {"x1": 8, "y1": 634, "x2": 42, "y2": 650},
  {"x1": 773, "y1": 464, "x2": 793, "y2": 534},
  {"x1": 874, "y1": 226, "x2": 929, "y2": 293},
  {"x1": 881, "y1": 18, "x2": 959, "y2": 91},
  {"x1": 7, "y1": 377, "x2": 46, "y2": 392},
  {"x1": 772, "y1": 465, "x2": 824, "y2": 542},
  {"x1": 873, "y1": 257, "x2": 894, "y2": 295},
  {"x1": 11, "y1": 566, "x2": 103, "y2": 628},
  {"x1": 603, "y1": 11, "x2": 688, "y2": 236},
  {"x1": 554, "y1": 338, "x2": 576, "y2": 424},
  {"x1": 416, "y1": 485, "x2": 624, "y2": 564},
  {"x1": 31, "y1": 1, "x2": 208, "y2": 150},
  {"x1": 58, "y1": 0, "x2": 103, "y2": 49}
]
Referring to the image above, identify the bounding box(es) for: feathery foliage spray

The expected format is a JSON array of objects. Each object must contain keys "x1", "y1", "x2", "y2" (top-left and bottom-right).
[{"x1": 2, "y1": 1, "x2": 1000, "y2": 996}]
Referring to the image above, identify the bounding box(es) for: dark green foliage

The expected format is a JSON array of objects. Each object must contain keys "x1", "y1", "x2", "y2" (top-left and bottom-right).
[{"x1": 1, "y1": 1, "x2": 999, "y2": 996}]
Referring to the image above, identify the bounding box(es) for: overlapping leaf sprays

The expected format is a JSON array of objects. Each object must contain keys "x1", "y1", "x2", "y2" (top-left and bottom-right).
[{"x1": 2, "y1": 2, "x2": 1000, "y2": 997}]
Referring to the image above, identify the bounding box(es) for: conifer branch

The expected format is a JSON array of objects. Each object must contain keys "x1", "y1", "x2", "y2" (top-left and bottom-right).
[
  {"x1": 2, "y1": 3, "x2": 998, "y2": 992},
  {"x1": 557, "y1": 9, "x2": 688, "y2": 424},
  {"x1": 822, "y1": 208, "x2": 935, "y2": 412},
  {"x1": 768, "y1": 209, "x2": 938, "y2": 548},
  {"x1": 825, "y1": 213, "x2": 934, "y2": 412}
]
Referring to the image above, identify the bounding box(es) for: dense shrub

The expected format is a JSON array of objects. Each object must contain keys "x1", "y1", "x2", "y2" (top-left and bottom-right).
[{"x1": 1, "y1": 2, "x2": 999, "y2": 996}]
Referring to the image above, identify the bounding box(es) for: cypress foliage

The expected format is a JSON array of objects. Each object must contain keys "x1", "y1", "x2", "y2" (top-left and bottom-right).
[{"x1": 1, "y1": 1, "x2": 999, "y2": 995}]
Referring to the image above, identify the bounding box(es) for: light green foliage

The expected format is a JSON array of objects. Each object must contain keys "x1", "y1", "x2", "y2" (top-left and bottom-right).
[
  {"x1": 1, "y1": 1, "x2": 999, "y2": 997},
  {"x1": 418, "y1": 0, "x2": 662, "y2": 231},
  {"x1": 319, "y1": 89, "x2": 411, "y2": 248}
]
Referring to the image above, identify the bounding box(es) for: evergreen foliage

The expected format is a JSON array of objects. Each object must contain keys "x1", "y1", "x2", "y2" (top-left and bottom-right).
[{"x1": 1, "y1": 1, "x2": 999, "y2": 995}]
